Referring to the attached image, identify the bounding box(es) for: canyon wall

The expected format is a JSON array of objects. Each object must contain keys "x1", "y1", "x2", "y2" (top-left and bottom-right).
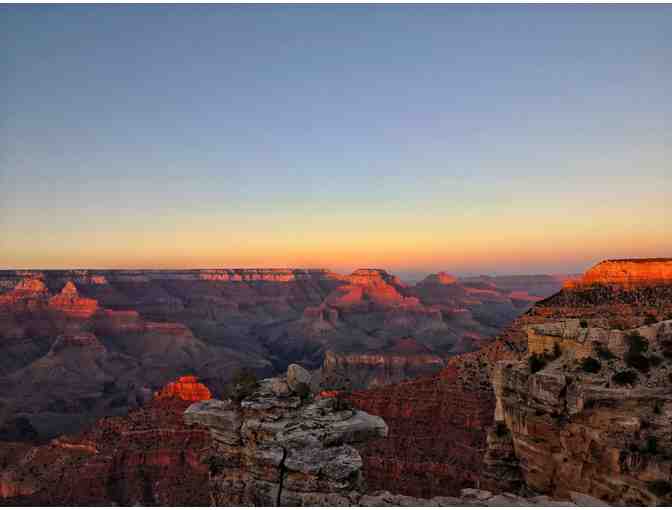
[
  {"x1": 488, "y1": 320, "x2": 672, "y2": 505},
  {"x1": 346, "y1": 258, "x2": 672, "y2": 500},
  {"x1": 0, "y1": 376, "x2": 213, "y2": 505}
]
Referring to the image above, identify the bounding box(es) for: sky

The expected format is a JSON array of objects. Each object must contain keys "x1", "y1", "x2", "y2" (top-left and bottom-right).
[{"x1": 1, "y1": 5, "x2": 670, "y2": 277}]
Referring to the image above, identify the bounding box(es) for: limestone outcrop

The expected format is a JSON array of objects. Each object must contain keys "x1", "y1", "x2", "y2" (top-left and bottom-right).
[
  {"x1": 486, "y1": 319, "x2": 672, "y2": 505},
  {"x1": 184, "y1": 366, "x2": 388, "y2": 506}
]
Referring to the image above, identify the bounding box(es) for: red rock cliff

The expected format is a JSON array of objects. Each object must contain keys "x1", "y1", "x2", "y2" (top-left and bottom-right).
[
  {"x1": 154, "y1": 376, "x2": 212, "y2": 402},
  {"x1": 565, "y1": 258, "x2": 672, "y2": 288}
]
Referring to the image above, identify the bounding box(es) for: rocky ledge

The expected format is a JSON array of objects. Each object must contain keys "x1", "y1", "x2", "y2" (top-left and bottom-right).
[
  {"x1": 185, "y1": 364, "x2": 607, "y2": 506},
  {"x1": 184, "y1": 364, "x2": 388, "y2": 506},
  {"x1": 485, "y1": 319, "x2": 672, "y2": 505}
]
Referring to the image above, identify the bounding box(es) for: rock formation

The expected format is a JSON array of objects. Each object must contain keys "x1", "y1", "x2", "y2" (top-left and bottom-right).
[
  {"x1": 0, "y1": 381, "x2": 213, "y2": 505},
  {"x1": 184, "y1": 367, "x2": 388, "y2": 506},
  {"x1": 566, "y1": 258, "x2": 672, "y2": 289},
  {"x1": 0, "y1": 366, "x2": 607, "y2": 506},
  {"x1": 346, "y1": 258, "x2": 672, "y2": 501},
  {"x1": 344, "y1": 362, "x2": 496, "y2": 498},
  {"x1": 320, "y1": 341, "x2": 445, "y2": 390},
  {"x1": 47, "y1": 281, "x2": 99, "y2": 318},
  {"x1": 0, "y1": 267, "x2": 565, "y2": 441},
  {"x1": 154, "y1": 375, "x2": 212, "y2": 401},
  {"x1": 485, "y1": 319, "x2": 672, "y2": 505}
]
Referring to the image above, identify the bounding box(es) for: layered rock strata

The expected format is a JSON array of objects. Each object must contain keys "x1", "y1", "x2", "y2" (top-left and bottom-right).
[
  {"x1": 0, "y1": 385, "x2": 213, "y2": 505},
  {"x1": 566, "y1": 258, "x2": 672, "y2": 289},
  {"x1": 486, "y1": 319, "x2": 672, "y2": 505},
  {"x1": 184, "y1": 367, "x2": 388, "y2": 506}
]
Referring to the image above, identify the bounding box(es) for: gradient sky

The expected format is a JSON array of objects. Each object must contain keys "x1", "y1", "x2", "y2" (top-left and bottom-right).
[{"x1": 1, "y1": 5, "x2": 670, "y2": 277}]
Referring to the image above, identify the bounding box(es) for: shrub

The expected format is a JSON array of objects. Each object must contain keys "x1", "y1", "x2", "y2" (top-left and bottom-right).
[
  {"x1": 643, "y1": 437, "x2": 658, "y2": 454},
  {"x1": 595, "y1": 344, "x2": 616, "y2": 360},
  {"x1": 625, "y1": 332, "x2": 651, "y2": 372},
  {"x1": 495, "y1": 422, "x2": 509, "y2": 437},
  {"x1": 580, "y1": 319, "x2": 588, "y2": 328},
  {"x1": 649, "y1": 355, "x2": 663, "y2": 367},
  {"x1": 648, "y1": 480, "x2": 672, "y2": 497},
  {"x1": 205, "y1": 455, "x2": 227, "y2": 476},
  {"x1": 580, "y1": 357, "x2": 601, "y2": 373},
  {"x1": 612, "y1": 370, "x2": 638, "y2": 386},
  {"x1": 627, "y1": 331, "x2": 649, "y2": 354},
  {"x1": 553, "y1": 342, "x2": 562, "y2": 359},
  {"x1": 224, "y1": 368, "x2": 259, "y2": 402},
  {"x1": 293, "y1": 381, "x2": 311, "y2": 400},
  {"x1": 528, "y1": 353, "x2": 547, "y2": 373},
  {"x1": 653, "y1": 401, "x2": 663, "y2": 415},
  {"x1": 626, "y1": 353, "x2": 651, "y2": 372},
  {"x1": 644, "y1": 314, "x2": 658, "y2": 325}
]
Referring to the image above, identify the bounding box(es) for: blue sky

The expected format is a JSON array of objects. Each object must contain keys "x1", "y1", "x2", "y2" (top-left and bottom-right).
[{"x1": 1, "y1": 5, "x2": 670, "y2": 275}]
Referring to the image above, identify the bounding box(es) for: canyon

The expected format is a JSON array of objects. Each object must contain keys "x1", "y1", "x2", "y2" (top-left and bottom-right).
[
  {"x1": 2, "y1": 259, "x2": 670, "y2": 506},
  {"x1": 0, "y1": 268, "x2": 562, "y2": 440},
  {"x1": 0, "y1": 369, "x2": 603, "y2": 506},
  {"x1": 342, "y1": 258, "x2": 672, "y2": 505}
]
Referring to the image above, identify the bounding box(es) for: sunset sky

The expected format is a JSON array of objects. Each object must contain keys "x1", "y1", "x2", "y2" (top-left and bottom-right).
[{"x1": 1, "y1": 5, "x2": 670, "y2": 277}]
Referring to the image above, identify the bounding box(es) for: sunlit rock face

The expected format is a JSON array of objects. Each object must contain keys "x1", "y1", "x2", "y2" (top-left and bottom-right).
[
  {"x1": 422, "y1": 272, "x2": 458, "y2": 285},
  {"x1": 154, "y1": 375, "x2": 212, "y2": 402},
  {"x1": 48, "y1": 281, "x2": 99, "y2": 318},
  {"x1": 565, "y1": 258, "x2": 672, "y2": 289}
]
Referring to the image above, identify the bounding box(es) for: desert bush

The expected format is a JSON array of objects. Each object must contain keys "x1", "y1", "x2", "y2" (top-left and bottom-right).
[
  {"x1": 495, "y1": 422, "x2": 509, "y2": 437},
  {"x1": 643, "y1": 437, "x2": 658, "y2": 454},
  {"x1": 648, "y1": 480, "x2": 672, "y2": 497},
  {"x1": 528, "y1": 353, "x2": 547, "y2": 373},
  {"x1": 595, "y1": 344, "x2": 616, "y2": 360},
  {"x1": 627, "y1": 331, "x2": 649, "y2": 353},
  {"x1": 224, "y1": 368, "x2": 259, "y2": 402},
  {"x1": 625, "y1": 332, "x2": 651, "y2": 372},
  {"x1": 580, "y1": 319, "x2": 588, "y2": 328},
  {"x1": 649, "y1": 354, "x2": 663, "y2": 367},
  {"x1": 644, "y1": 314, "x2": 658, "y2": 325},
  {"x1": 580, "y1": 357, "x2": 601, "y2": 373},
  {"x1": 205, "y1": 455, "x2": 227, "y2": 476},
  {"x1": 613, "y1": 370, "x2": 638, "y2": 386},
  {"x1": 626, "y1": 353, "x2": 651, "y2": 372},
  {"x1": 293, "y1": 381, "x2": 311, "y2": 400}
]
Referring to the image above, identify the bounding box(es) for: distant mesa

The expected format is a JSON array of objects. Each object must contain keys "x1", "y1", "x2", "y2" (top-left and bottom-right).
[
  {"x1": 421, "y1": 272, "x2": 458, "y2": 285},
  {"x1": 348, "y1": 268, "x2": 403, "y2": 287},
  {"x1": 154, "y1": 375, "x2": 212, "y2": 402},
  {"x1": 14, "y1": 278, "x2": 49, "y2": 294},
  {"x1": 564, "y1": 258, "x2": 672, "y2": 288},
  {"x1": 48, "y1": 281, "x2": 98, "y2": 318}
]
